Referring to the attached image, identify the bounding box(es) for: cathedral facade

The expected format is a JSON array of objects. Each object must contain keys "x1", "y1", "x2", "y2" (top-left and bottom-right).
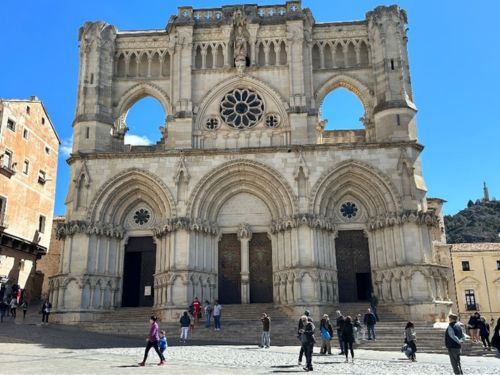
[{"x1": 50, "y1": 1, "x2": 453, "y2": 323}]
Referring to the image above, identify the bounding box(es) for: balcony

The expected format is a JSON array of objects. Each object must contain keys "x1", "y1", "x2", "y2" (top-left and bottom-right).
[
  {"x1": 465, "y1": 303, "x2": 479, "y2": 311},
  {"x1": 0, "y1": 163, "x2": 16, "y2": 178}
]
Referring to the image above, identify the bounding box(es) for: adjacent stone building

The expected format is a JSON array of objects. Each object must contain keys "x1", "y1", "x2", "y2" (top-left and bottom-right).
[
  {"x1": 451, "y1": 243, "x2": 500, "y2": 321},
  {"x1": 51, "y1": 1, "x2": 453, "y2": 323},
  {"x1": 0, "y1": 97, "x2": 60, "y2": 299}
]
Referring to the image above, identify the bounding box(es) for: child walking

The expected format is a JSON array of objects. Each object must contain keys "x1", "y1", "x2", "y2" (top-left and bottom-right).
[{"x1": 159, "y1": 330, "x2": 168, "y2": 357}]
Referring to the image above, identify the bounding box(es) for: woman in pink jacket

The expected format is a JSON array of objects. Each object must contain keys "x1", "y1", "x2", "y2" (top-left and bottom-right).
[{"x1": 139, "y1": 315, "x2": 165, "y2": 366}]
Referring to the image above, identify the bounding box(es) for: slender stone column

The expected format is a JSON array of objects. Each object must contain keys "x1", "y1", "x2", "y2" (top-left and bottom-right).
[{"x1": 237, "y1": 223, "x2": 252, "y2": 304}]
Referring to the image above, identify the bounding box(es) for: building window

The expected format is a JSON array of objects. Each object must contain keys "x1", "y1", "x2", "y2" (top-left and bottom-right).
[
  {"x1": 465, "y1": 289, "x2": 477, "y2": 311},
  {"x1": 38, "y1": 215, "x2": 46, "y2": 233},
  {"x1": 497, "y1": 260, "x2": 500, "y2": 270},
  {"x1": 22, "y1": 160, "x2": 29, "y2": 175},
  {"x1": 45, "y1": 146, "x2": 50, "y2": 154},
  {"x1": 7, "y1": 119, "x2": 16, "y2": 132},
  {"x1": 26, "y1": 105, "x2": 30, "y2": 114},
  {"x1": 41, "y1": 117, "x2": 45, "y2": 125},
  {"x1": 38, "y1": 170, "x2": 47, "y2": 185},
  {"x1": 85, "y1": 127, "x2": 90, "y2": 139},
  {"x1": 0, "y1": 196, "x2": 6, "y2": 226},
  {"x1": 2, "y1": 150, "x2": 13, "y2": 169},
  {"x1": 462, "y1": 261, "x2": 470, "y2": 271},
  {"x1": 23, "y1": 128, "x2": 29, "y2": 139}
]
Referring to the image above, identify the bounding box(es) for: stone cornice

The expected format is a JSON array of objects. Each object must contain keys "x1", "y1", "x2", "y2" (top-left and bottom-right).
[
  {"x1": 367, "y1": 210, "x2": 440, "y2": 231},
  {"x1": 271, "y1": 214, "x2": 336, "y2": 233},
  {"x1": 66, "y1": 141, "x2": 424, "y2": 165},
  {"x1": 56, "y1": 221, "x2": 125, "y2": 240}
]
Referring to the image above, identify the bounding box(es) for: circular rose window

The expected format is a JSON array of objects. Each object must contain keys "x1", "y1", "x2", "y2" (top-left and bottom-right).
[
  {"x1": 219, "y1": 88, "x2": 264, "y2": 129},
  {"x1": 133, "y1": 209, "x2": 150, "y2": 225},
  {"x1": 340, "y1": 202, "x2": 358, "y2": 219}
]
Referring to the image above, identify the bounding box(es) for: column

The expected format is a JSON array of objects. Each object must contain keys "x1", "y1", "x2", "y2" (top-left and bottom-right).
[{"x1": 237, "y1": 223, "x2": 252, "y2": 304}]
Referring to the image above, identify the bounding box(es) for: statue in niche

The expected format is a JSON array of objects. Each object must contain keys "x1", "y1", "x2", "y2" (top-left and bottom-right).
[{"x1": 232, "y1": 10, "x2": 250, "y2": 71}]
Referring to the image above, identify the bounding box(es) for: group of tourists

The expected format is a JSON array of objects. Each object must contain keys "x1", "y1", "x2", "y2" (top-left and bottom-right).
[
  {"x1": 178, "y1": 298, "x2": 223, "y2": 343},
  {"x1": 445, "y1": 312, "x2": 500, "y2": 375},
  {"x1": 294, "y1": 307, "x2": 379, "y2": 371}
]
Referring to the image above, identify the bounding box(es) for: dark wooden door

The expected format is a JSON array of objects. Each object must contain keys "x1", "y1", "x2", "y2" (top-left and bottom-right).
[
  {"x1": 122, "y1": 236, "x2": 155, "y2": 307},
  {"x1": 335, "y1": 230, "x2": 371, "y2": 302},
  {"x1": 249, "y1": 233, "x2": 273, "y2": 303},
  {"x1": 218, "y1": 234, "x2": 241, "y2": 304}
]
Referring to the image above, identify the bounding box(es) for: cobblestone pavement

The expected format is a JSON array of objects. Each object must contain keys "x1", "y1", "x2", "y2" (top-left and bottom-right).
[{"x1": 0, "y1": 317, "x2": 498, "y2": 374}]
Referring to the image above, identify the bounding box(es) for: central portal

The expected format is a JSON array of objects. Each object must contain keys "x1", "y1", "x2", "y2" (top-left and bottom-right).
[
  {"x1": 218, "y1": 234, "x2": 241, "y2": 304},
  {"x1": 249, "y1": 233, "x2": 273, "y2": 303},
  {"x1": 218, "y1": 232, "x2": 273, "y2": 304},
  {"x1": 335, "y1": 230, "x2": 372, "y2": 302},
  {"x1": 122, "y1": 236, "x2": 156, "y2": 307}
]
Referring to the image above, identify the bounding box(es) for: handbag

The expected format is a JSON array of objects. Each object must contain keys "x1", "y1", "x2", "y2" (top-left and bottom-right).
[{"x1": 320, "y1": 326, "x2": 331, "y2": 340}]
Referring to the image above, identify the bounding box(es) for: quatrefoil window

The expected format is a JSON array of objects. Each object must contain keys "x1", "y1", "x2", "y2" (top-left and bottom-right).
[
  {"x1": 133, "y1": 209, "x2": 150, "y2": 225},
  {"x1": 265, "y1": 113, "x2": 280, "y2": 128},
  {"x1": 205, "y1": 117, "x2": 219, "y2": 130},
  {"x1": 219, "y1": 88, "x2": 264, "y2": 129},
  {"x1": 340, "y1": 202, "x2": 358, "y2": 218}
]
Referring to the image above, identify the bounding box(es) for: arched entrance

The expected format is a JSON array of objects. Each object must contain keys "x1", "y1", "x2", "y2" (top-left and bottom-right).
[
  {"x1": 335, "y1": 230, "x2": 371, "y2": 302},
  {"x1": 122, "y1": 236, "x2": 156, "y2": 307}
]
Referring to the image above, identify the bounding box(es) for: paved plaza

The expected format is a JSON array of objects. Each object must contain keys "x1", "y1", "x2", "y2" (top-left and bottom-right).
[{"x1": 0, "y1": 318, "x2": 498, "y2": 374}]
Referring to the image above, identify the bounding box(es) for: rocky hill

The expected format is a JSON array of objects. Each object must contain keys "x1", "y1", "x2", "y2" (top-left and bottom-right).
[{"x1": 444, "y1": 200, "x2": 500, "y2": 243}]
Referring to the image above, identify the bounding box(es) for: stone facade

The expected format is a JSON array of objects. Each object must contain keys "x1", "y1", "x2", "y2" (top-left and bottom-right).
[
  {"x1": 51, "y1": 1, "x2": 453, "y2": 323},
  {"x1": 0, "y1": 97, "x2": 60, "y2": 297},
  {"x1": 450, "y1": 243, "x2": 500, "y2": 321},
  {"x1": 35, "y1": 216, "x2": 65, "y2": 300}
]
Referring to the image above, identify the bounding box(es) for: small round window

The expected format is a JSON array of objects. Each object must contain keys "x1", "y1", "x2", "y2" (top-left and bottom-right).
[
  {"x1": 265, "y1": 113, "x2": 280, "y2": 128},
  {"x1": 340, "y1": 202, "x2": 358, "y2": 219},
  {"x1": 133, "y1": 209, "x2": 150, "y2": 225},
  {"x1": 205, "y1": 117, "x2": 219, "y2": 130}
]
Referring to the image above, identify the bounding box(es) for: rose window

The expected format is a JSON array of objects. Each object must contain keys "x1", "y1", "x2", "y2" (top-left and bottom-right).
[
  {"x1": 133, "y1": 209, "x2": 150, "y2": 225},
  {"x1": 340, "y1": 202, "x2": 358, "y2": 219},
  {"x1": 219, "y1": 88, "x2": 264, "y2": 129}
]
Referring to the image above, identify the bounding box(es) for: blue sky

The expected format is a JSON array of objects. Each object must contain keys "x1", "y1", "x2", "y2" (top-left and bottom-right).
[{"x1": 0, "y1": 0, "x2": 498, "y2": 216}]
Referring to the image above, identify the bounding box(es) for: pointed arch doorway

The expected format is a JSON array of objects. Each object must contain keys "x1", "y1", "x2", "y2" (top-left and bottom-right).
[{"x1": 122, "y1": 236, "x2": 156, "y2": 307}]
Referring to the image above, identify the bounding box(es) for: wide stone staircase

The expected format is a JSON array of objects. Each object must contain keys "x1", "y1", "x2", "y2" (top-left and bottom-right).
[{"x1": 77, "y1": 303, "x2": 495, "y2": 356}]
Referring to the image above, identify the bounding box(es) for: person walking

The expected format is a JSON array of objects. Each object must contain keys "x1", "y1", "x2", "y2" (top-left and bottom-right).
[
  {"x1": 9, "y1": 297, "x2": 17, "y2": 318},
  {"x1": 491, "y1": 317, "x2": 500, "y2": 357},
  {"x1": 41, "y1": 299, "x2": 52, "y2": 324},
  {"x1": 319, "y1": 314, "x2": 333, "y2": 355},
  {"x1": 204, "y1": 300, "x2": 213, "y2": 328},
  {"x1": 404, "y1": 321, "x2": 417, "y2": 361},
  {"x1": 260, "y1": 313, "x2": 271, "y2": 348},
  {"x1": 21, "y1": 300, "x2": 28, "y2": 319},
  {"x1": 0, "y1": 299, "x2": 7, "y2": 323},
  {"x1": 363, "y1": 308, "x2": 377, "y2": 340},
  {"x1": 353, "y1": 314, "x2": 363, "y2": 343},
  {"x1": 478, "y1": 317, "x2": 491, "y2": 350},
  {"x1": 299, "y1": 315, "x2": 316, "y2": 372},
  {"x1": 138, "y1": 315, "x2": 165, "y2": 366},
  {"x1": 342, "y1": 316, "x2": 355, "y2": 363},
  {"x1": 192, "y1": 297, "x2": 201, "y2": 323},
  {"x1": 335, "y1": 310, "x2": 345, "y2": 354},
  {"x1": 467, "y1": 311, "x2": 480, "y2": 343},
  {"x1": 370, "y1": 292, "x2": 379, "y2": 321},
  {"x1": 297, "y1": 310, "x2": 312, "y2": 366},
  {"x1": 445, "y1": 313, "x2": 464, "y2": 375},
  {"x1": 159, "y1": 330, "x2": 167, "y2": 356},
  {"x1": 179, "y1": 311, "x2": 191, "y2": 343},
  {"x1": 213, "y1": 300, "x2": 222, "y2": 331}
]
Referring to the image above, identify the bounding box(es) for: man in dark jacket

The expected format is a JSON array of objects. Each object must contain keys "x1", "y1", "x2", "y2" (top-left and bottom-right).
[
  {"x1": 363, "y1": 308, "x2": 377, "y2": 340},
  {"x1": 260, "y1": 313, "x2": 271, "y2": 348},
  {"x1": 299, "y1": 315, "x2": 316, "y2": 371},
  {"x1": 445, "y1": 314, "x2": 464, "y2": 375},
  {"x1": 335, "y1": 310, "x2": 345, "y2": 354},
  {"x1": 297, "y1": 310, "x2": 312, "y2": 365}
]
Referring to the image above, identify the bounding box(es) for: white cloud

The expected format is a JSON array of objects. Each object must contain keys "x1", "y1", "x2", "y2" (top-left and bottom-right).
[
  {"x1": 60, "y1": 136, "x2": 73, "y2": 158},
  {"x1": 124, "y1": 134, "x2": 153, "y2": 146}
]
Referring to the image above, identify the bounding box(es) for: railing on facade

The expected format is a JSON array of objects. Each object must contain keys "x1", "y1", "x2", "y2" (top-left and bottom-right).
[{"x1": 465, "y1": 303, "x2": 479, "y2": 311}]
